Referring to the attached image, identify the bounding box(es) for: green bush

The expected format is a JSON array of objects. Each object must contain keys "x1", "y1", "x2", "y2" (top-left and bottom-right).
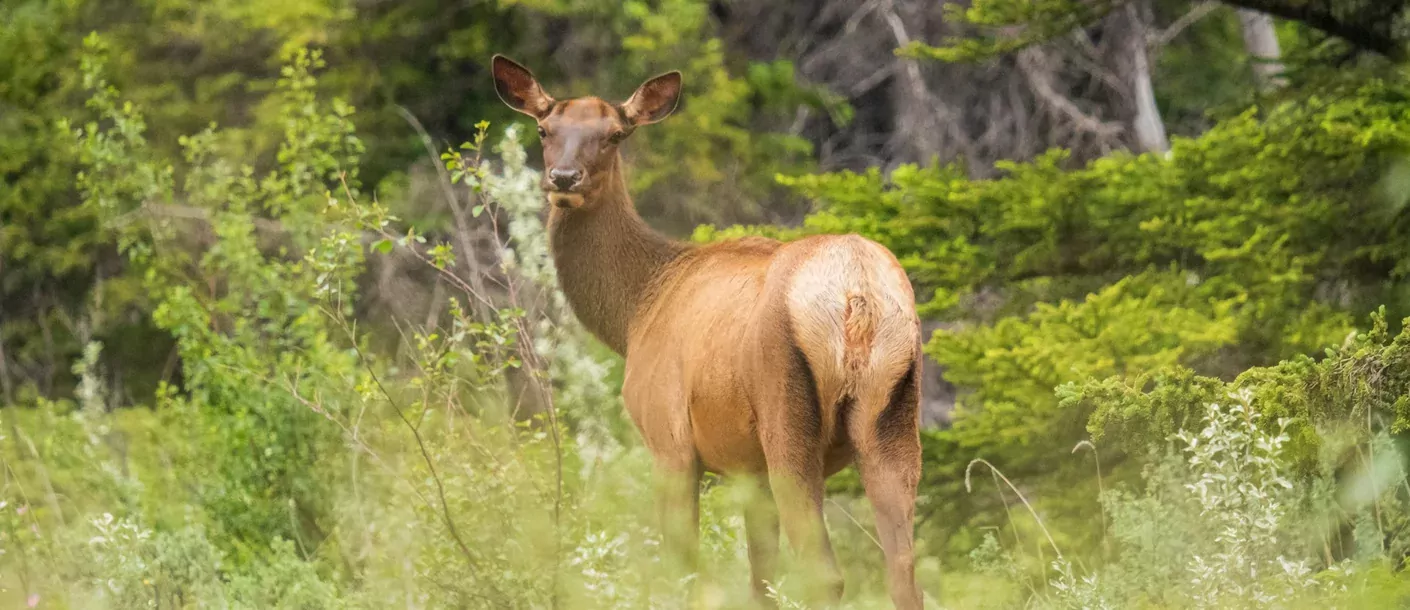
[
  {"x1": 703, "y1": 70, "x2": 1410, "y2": 556},
  {"x1": 981, "y1": 388, "x2": 1410, "y2": 609}
]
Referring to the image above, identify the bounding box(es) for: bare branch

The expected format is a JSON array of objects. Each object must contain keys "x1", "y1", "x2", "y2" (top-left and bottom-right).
[
  {"x1": 1148, "y1": 1, "x2": 1220, "y2": 51},
  {"x1": 1017, "y1": 47, "x2": 1125, "y2": 140}
]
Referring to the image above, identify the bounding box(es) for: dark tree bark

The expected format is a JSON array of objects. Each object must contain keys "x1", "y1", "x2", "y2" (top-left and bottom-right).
[{"x1": 1222, "y1": 0, "x2": 1408, "y2": 59}]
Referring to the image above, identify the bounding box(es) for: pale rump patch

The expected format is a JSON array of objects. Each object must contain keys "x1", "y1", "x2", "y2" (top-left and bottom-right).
[{"x1": 785, "y1": 235, "x2": 919, "y2": 441}]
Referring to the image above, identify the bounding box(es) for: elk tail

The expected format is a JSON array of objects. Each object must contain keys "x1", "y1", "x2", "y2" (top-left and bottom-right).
[{"x1": 842, "y1": 289, "x2": 876, "y2": 398}]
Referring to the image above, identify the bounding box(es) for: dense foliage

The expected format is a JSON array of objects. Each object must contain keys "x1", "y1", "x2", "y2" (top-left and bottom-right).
[{"x1": 700, "y1": 56, "x2": 1410, "y2": 554}]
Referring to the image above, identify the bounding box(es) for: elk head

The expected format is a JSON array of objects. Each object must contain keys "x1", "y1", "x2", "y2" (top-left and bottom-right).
[{"x1": 491, "y1": 55, "x2": 682, "y2": 210}]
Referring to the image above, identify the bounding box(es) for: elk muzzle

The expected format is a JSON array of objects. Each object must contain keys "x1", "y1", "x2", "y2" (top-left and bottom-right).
[
  {"x1": 548, "y1": 167, "x2": 582, "y2": 191},
  {"x1": 545, "y1": 166, "x2": 587, "y2": 209}
]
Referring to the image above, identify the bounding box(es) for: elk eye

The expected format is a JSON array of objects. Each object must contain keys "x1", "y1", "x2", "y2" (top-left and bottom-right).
[{"x1": 536, "y1": 125, "x2": 547, "y2": 138}]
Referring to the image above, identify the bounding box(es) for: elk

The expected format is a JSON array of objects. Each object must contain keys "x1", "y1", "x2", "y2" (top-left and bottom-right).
[{"x1": 491, "y1": 55, "x2": 924, "y2": 609}]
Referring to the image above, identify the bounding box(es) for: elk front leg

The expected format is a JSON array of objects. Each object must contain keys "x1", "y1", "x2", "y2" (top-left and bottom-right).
[
  {"x1": 623, "y1": 369, "x2": 702, "y2": 602},
  {"x1": 654, "y1": 459, "x2": 702, "y2": 576}
]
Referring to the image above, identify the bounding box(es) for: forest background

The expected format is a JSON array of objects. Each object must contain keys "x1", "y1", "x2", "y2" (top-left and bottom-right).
[{"x1": 4, "y1": 0, "x2": 1410, "y2": 607}]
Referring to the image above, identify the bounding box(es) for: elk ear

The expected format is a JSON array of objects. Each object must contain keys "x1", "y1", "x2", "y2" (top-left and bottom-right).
[
  {"x1": 492, "y1": 55, "x2": 554, "y2": 118},
  {"x1": 620, "y1": 71, "x2": 682, "y2": 126}
]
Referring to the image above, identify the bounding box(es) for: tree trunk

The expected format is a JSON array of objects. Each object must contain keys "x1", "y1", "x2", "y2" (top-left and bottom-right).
[
  {"x1": 1237, "y1": 9, "x2": 1286, "y2": 91},
  {"x1": 1128, "y1": 2, "x2": 1169, "y2": 154}
]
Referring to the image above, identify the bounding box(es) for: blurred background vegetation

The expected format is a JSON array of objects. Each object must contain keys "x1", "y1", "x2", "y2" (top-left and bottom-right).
[{"x1": 3, "y1": 0, "x2": 1410, "y2": 607}]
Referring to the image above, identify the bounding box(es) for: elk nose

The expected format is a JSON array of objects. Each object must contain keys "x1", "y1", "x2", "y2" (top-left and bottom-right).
[{"x1": 549, "y1": 168, "x2": 581, "y2": 191}]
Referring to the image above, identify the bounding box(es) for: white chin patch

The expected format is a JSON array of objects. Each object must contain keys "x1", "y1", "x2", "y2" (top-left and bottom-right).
[{"x1": 548, "y1": 192, "x2": 585, "y2": 209}]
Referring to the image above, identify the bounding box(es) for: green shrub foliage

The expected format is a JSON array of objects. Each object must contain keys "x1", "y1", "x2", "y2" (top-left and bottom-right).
[{"x1": 692, "y1": 67, "x2": 1410, "y2": 581}]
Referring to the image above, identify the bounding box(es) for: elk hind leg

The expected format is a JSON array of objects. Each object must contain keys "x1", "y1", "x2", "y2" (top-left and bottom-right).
[
  {"x1": 762, "y1": 344, "x2": 843, "y2": 603},
  {"x1": 851, "y1": 359, "x2": 924, "y2": 610}
]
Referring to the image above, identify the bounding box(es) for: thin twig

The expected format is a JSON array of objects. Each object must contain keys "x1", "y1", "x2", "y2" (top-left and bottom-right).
[
  {"x1": 965, "y1": 458, "x2": 1063, "y2": 558},
  {"x1": 1072, "y1": 440, "x2": 1110, "y2": 557},
  {"x1": 329, "y1": 312, "x2": 497, "y2": 599},
  {"x1": 827, "y1": 498, "x2": 884, "y2": 551},
  {"x1": 280, "y1": 368, "x2": 434, "y2": 510},
  {"x1": 395, "y1": 106, "x2": 497, "y2": 322},
  {"x1": 334, "y1": 175, "x2": 499, "y2": 316}
]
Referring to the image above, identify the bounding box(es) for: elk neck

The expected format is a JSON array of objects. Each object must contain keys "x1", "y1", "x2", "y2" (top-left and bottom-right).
[{"x1": 547, "y1": 153, "x2": 690, "y2": 354}]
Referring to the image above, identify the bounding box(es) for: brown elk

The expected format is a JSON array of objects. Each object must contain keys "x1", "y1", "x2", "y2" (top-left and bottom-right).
[{"x1": 491, "y1": 55, "x2": 924, "y2": 609}]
